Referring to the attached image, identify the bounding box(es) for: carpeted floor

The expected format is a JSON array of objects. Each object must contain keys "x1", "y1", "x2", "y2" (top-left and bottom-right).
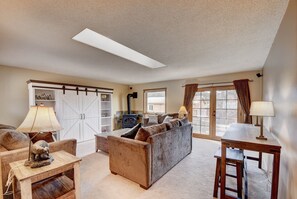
[{"x1": 80, "y1": 138, "x2": 271, "y2": 199}]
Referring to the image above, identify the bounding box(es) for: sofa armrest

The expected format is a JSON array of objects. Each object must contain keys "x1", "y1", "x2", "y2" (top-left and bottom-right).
[
  {"x1": 108, "y1": 136, "x2": 151, "y2": 188},
  {"x1": 0, "y1": 139, "x2": 77, "y2": 199}
]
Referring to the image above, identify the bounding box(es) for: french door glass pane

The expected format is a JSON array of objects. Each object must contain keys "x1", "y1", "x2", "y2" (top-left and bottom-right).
[
  {"x1": 216, "y1": 90, "x2": 238, "y2": 137},
  {"x1": 192, "y1": 91, "x2": 210, "y2": 135}
]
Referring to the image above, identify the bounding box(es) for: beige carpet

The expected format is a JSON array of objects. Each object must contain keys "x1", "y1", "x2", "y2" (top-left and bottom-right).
[{"x1": 80, "y1": 138, "x2": 271, "y2": 199}]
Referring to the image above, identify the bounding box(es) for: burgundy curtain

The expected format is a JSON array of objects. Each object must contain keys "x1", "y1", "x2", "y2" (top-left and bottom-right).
[
  {"x1": 233, "y1": 79, "x2": 252, "y2": 124},
  {"x1": 183, "y1": 84, "x2": 198, "y2": 121}
]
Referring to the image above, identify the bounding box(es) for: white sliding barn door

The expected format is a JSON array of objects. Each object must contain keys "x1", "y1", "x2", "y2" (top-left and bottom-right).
[
  {"x1": 57, "y1": 90, "x2": 100, "y2": 142},
  {"x1": 58, "y1": 91, "x2": 82, "y2": 141},
  {"x1": 81, "y1": 92, "x2": 100, "y2": 141}
]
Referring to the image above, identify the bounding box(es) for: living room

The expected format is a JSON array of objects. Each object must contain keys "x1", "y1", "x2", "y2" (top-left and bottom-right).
[{"x1": 0, "y1": 1, "x2": 296, "y2": 199}]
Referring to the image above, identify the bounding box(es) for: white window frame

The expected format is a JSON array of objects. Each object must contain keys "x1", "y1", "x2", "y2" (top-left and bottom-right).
[{"x1": 143, "y1": 88, "x2": 167, "y2": 114}]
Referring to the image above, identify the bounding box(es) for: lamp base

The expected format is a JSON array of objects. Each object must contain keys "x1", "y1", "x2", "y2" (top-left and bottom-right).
[
  {"x1": 24, "y1": 156, "x2": 54, "y2": 168},
  {"x1": 256, "y1": 135, "x2": 267, "y2": 140}
]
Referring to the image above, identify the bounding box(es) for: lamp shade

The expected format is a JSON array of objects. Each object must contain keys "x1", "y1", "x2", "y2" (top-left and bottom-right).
[
  {"x1": 17, "y1": 106, "x2": 62, "y2": 133},
  {"x1": 178, "y1": 106, "x2": 188, "y2": 118},
  {"x1": 250, "y1": 101, "x2": 274, "y2": 117}
]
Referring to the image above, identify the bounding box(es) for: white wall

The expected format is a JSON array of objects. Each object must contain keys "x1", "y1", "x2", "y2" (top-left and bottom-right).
[
  {"x1": 262, "y1": 0, "x2": 297, "y2": 197},
  {"x1": 130, "y1": 70, "x2": 262, "y2": 113},
  {"x1": 0, "y1": 65, "x2": 129, "y2": 127}
]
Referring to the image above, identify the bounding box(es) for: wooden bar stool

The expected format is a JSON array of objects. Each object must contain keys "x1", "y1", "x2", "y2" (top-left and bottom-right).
[{"x1": 213, "y1": 147, "x2": 244, "y2": 198}]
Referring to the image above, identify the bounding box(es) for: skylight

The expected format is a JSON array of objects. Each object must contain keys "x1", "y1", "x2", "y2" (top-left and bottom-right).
[{"x1": 72, "y1": 28, "x2": 166, "y2": 69}]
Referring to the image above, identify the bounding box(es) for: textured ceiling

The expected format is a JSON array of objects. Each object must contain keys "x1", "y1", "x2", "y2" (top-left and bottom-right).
[{"x1": 0, "y1": 0, "x2": 289, "y2": 84}]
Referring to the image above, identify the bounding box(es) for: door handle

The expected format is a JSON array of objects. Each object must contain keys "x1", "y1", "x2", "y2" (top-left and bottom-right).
[
  {"x1": 83, "y1": 114, "x2": 86, "y2": 120},
  {"x1": 80, "y1": 114, "x2": 82, "y2": 120},
  {"x1": 213, "y1": 111, "x2": 216, "y2": 117}
]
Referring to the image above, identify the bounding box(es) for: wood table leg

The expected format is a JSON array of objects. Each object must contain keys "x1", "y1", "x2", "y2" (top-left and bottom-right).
[
  {"x1": 221, "y1": 143, "x2": 227, "y2": 199},
  {"x1": 236, "y1": 162, "x2": 243, "y2": 199},
  {"x1": 258, "y1": 152, "x2": 262, "y2": 169},
  {"x1": 20, "y1": 179, "x2": 32, "y2": 199},
  {"x1": 271, "y1": 152, "x2": 280, "y2": 199},
  {"x1": 12, "y1": 176, "x2": 17, "y2": 199},
  {"x1": 74, "y1": 162, "x2": 80, "y2": 199}
]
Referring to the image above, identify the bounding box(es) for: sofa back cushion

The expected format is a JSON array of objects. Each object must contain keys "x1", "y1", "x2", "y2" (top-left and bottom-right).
[
  {"x1": 0, "y1": 129, "x2": 29, "y2": 150},
  {"x1": 0, "y1": 124, "x2": 16, "y2": 130},
  {"x1": 170, "y1": 119, "x2": 180, "y2": 128},
  {"x1": 179, "y1": 117, "x2": 189, "y2": 126},
  {"x1": 162, "y1": 116, "x2": 173, "y2": 123},
  {"x1": 135, "y1": 123, "x2": 167, "y2": 142},
  {"x1": 158, "y1": 113, "x2": 178, "y2": 124}
]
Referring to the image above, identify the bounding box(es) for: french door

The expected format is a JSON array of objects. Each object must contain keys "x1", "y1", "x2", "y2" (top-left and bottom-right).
[{"x1": 192, "y1": 86, "x2": 241, "y2": 140}]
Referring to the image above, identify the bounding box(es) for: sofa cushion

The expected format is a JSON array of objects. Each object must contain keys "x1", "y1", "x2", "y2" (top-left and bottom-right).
[
  {"x1": 135, "y1": 123, "x2": 167, "y2": 142},
  {"x1": 170, "y1": 119, "x2": 180, "y2": 128},
  {"x1": 158, "y1": 113, "x2": 179, "y2": 123},
  {"x1": 0, "y1": 129, "x2": 29, "y2": 150},
  {"x1": 0, "y1": 124, "x2": 16, "y2": 130},
  {"x1": 164, "y1": 122, "x2": 173, "y2": 130},
  {"x1": 162, "y1": 116, "x2": 173, "y2": 123},
  {"x1": 167, "y1": 113, "x2": 179, "y2": 119},
  {"x1": 121, "y1": 123, "x2": 142, "y2": 139}
]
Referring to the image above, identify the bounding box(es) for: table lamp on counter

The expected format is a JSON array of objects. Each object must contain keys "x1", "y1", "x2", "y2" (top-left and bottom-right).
[{"x1": 250, "y1": 101, "x2": 274, "y2": 140}]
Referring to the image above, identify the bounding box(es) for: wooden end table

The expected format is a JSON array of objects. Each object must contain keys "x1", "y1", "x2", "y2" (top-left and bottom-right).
[{"x1": 9, "y1": 150, "x2": 81, "y2": 199}]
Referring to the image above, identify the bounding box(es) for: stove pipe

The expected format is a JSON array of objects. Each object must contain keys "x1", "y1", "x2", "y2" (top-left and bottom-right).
[{"x1": 127, "y1": 92, "x2": 137, "y2": 114}]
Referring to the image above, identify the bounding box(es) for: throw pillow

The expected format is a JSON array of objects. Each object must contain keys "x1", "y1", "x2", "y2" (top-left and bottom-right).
[
  {"x1": 121, "y1": 123, "x2": 142, "y2": 139},
  {"x1": 135, "y1": 123, "x2": 167, "y2": 141},
  {"x1": 170, "y1": 119, "x2": 180, "y2": 128},
  {"x1": 0, "y1": 129, "x2": 29, "y2": 150},
  {"x1": 148, "y1": 115, "x2": 158, "y2": 124},
  {"x1": 162, "y1": 116, "x2": 173, "y2": 123}
]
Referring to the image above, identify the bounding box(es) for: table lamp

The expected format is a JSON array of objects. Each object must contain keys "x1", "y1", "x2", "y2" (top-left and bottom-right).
[
  {"x1": 250, "y1": 101, "x2": 274, "y2": 140},
  {"x1": 17, "y1": 105, "x2": 62, "y2": 167},
  {"x1": 178, "y1": 106, "x2": 188, "y2": 118}
]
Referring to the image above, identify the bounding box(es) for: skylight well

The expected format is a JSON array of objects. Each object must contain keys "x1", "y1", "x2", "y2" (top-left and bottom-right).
[{"x1": 72, "y1": 28, "x2": 166, "y2": 69}]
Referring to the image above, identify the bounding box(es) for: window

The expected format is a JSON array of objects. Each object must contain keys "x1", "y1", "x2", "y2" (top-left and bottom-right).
[
  {"x1": 192, "y1": 86, "x2": 241, "y2": 139},
  {"x1": 144, "y1": 88, "x2": 166, "y2": 114}
]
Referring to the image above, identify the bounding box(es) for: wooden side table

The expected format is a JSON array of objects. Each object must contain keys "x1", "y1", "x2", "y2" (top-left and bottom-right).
[{"x1": 9, "y1": 150, "x2": 81, "y2": 199}]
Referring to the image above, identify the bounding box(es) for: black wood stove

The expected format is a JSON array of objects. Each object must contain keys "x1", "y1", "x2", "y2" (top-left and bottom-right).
[{"x1": 122, "y1": 92, "x2": 138, "y2": 128}]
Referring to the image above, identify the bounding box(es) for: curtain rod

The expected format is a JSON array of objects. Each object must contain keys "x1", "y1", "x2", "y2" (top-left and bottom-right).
[{"x1": 182, "y1": 79, "x2": 253, "y2": 87}]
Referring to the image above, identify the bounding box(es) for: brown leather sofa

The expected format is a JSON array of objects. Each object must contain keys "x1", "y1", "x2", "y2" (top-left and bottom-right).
[
  {"x1": 0, "y1": 125, "x2": 77, "y2": 199},
  {"x1": 108, "y1": 123, "x2": 192, "y2": 189}
]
